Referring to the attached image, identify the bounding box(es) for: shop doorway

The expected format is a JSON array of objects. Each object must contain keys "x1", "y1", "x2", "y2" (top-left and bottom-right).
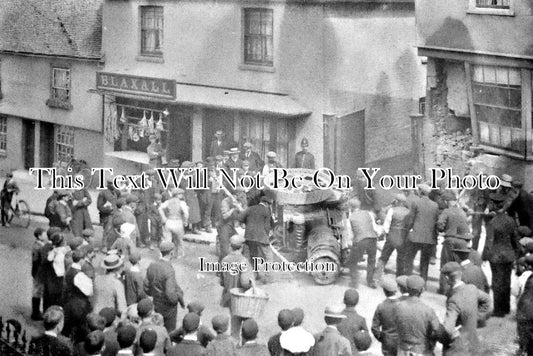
[
  {"x1": 40, "y1": 122, "x2": 55, "y2": 167},
  {"x1": 203, "y1": 109, "x2": 235, "y2": 158},
  {"x1": 21, "y1": 119, "x2": 35, "y2": 169},
  {"x1": 166, "y1": 106, "x2": 192, "y2": 163}
]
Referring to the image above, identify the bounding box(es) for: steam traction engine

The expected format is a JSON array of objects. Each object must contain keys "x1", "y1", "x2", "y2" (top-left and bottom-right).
[{"x1": 267, "y1": 169, "x2": 351, "y2": 285}]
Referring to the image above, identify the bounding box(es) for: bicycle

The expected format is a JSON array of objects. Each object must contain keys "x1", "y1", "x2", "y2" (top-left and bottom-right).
[{"x1": 5, "y1": 192, "x2": 30, "y2": 228}]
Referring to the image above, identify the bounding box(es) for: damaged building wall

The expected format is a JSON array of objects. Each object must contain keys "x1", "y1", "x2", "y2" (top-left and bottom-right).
[{"x1": 424, "y1": 58, "x2": 473, "y2": 177}]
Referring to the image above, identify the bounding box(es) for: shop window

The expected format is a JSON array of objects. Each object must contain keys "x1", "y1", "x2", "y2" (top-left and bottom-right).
[
  {"x1": 0, "y1": 116, "x2": 6, "y2": 154},
  {"x1": 243, "y1": 8, "x2": 273, "y2": 66},
  {"x1": 46, "y1": 66, "x2": 72, "y2": 110},
  {"x1": 140, "y1": 6, "x2": 164, "y2": 57},
  {"x1": 472, "y1": 65, "x2": 524, "y2": 155},
  {"x1": 114, "y1": 102, "x2": 168, "y2": 154},
  {"x1": 55, "y1": 125, "x2": 75, "y2": 163},
  {"x1": 240, "y1": 116, "x2": 290, "y2": 167},
  {"x1": 475, "y1": 0, "x2": 510, "y2": 9}
]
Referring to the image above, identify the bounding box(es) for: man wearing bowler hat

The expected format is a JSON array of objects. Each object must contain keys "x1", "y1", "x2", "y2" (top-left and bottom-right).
[
  {"x1": 452, "y1": 239, "x2": 489, "y2": 294},
  {"x1": 210, "y1": 130, "x2": 228, "y2": 158},
  {"x1": 395, "y1": 275, "x2": 441, "y2": 356},
  {"x1": 311, "y1": 305, "x2": 352, "y2": 356},
  {"x1": 294, "y1": 137, "x2": 315, "y2": 169},
  {"x1": 144, "y1": 241, "x2": 185, "y2": 332},
  {"x1": 482, "y1": 191, "x2": 521, "y2": 317},
  {"x1": 93, "y1": 254, "x2": 127, "y2": 315}
]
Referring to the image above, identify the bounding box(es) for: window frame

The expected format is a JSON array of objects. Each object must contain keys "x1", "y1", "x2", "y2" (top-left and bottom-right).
[
  {"x1": 55, "y1": 125, "x2": 75, "y2": 163},
  {"x1": 139, "y1": 6, "x2": 164, "y2": 58},
  {"x1": 0, "y1": 116, "x2": 7, "y2": 155},
  {"x1": 46, "y1": 64, "x2": 72, "y2": 110},
  {"x1": 242, "y1": 7, "x2": 274, "y2": 68},
  {"x1": 467, "y1": 0, "x2": 514, "y2": 16}
]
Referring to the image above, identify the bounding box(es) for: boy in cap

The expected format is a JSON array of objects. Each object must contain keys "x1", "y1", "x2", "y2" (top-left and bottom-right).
[
  {"x1": 139, "y1": 329, "x2": 158, "y2": 356},
  {"x1": 372, "y1": 275, "x2": 399, "y2": 356},
  {"x1": 31, "y1": 227, "x2": 49, "y2": 320},
  {"x1": 134, "y1": 298, "x2": 171, "y2": 356},
  {"x1": 144, "y1": 241, "x2": 185, "y2": 332},
  {"x1": 124, "y1": 250, "x2": 147, "y2": 306},
  {"x1": 219, "y1": 234, "x2": 254, "y2": 339},
  {"x1": 237, "y1": 318, "x2": 269, "y2": 356},
  {"x1": 440, "y1": 262, "x2": 491, "y2": 356},
  {"x1": 116, "y1": 324, "x2": 138, "y2": 355},
  {"x1": 395, "y1": 275, "x2": 441, "y2": 355},
  {"x1": 205, "y1": 315, "x2": 236, "y2": 356},
  {"x1": 338, "y1": 288, "x2": 368, "y2": 355},
  {"x1": 312, "y1": 305, "x2": 351, "y2": 356},
  {"x1": 167, "y1": 313, "x2": 205, "y2": 356},
  {"x1": 268, "y1": 309, "x2": 294, "y2": 356}
]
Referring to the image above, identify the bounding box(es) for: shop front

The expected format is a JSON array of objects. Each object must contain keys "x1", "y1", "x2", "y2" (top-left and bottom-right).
[{"x1": 95, "y1": 72, "x2": 311, "y2": 174}]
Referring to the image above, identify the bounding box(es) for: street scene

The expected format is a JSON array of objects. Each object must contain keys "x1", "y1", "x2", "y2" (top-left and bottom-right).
[{"x1": 1, "y1": 0, "x2": 533, "y2": 355}]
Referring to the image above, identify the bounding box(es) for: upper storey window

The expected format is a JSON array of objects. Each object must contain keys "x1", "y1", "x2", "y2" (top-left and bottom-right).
[
  {"x1": 468, "y1": 0, "x2": 514, "y2": 15},
  {"x1": 243, "y1": 8, "x2": 273, "y2": 67},
  {"x1": 140, "y1": 6, "x2": 163, "y2": 57}
]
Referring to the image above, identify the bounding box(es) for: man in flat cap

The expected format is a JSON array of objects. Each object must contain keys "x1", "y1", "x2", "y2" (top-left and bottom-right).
[
  {"x1": 404, "y1": 183, "x2": 439, "y2": 283},
  {"x1": 436, "y1": 190, "x2": 470, "y2": 295},
  {"x1": 372, "y1": 275, "x2": 400, "y2": 356},
  {"x1": 508, "y1": 178, "x2": 533, "y2": 230},
  {"x1": 496, "y1": 173, "x2": 518, "y2": 214},
  {"x1": 294, "y1": 137, "x2": 315, "y2": 169},
  {"x1": 210, "y1": 130, "x2": 228, "y2": 159},
  {"x1": 452, "y1": 239, "x2": 489, "y2": 294},
  {"x1": 70, "y1": 186, "x2": 93, "y2": 238},
  {"x1": 395, "y1": 275, "x2": 441, "y2": 356},
  {"x1": 97, "y1": 179, "x2": 119, "y2": 250},
  {"x1": 241, "y1": 142, "x2": 263, "y2": 173},
  {"x1": 440, "y1": 262, "x2": 491, "y2": 356},
  {"x1": 377, "y1": 193, "x2": 410, "y2": 279},
  {"x1": 219, "y1": 234, "x2": 254, "y2": 339},
  {"x1": 396, "y1": 275, "x2": 409, "y2": 301},
  {"x1": 54, "y1": 190, "x2": 73, "y2": 232},
  {"x1": 311, "y1": 305, "x2": 351, "y2": 356},
  {"x1": 144, "y1": 241, "x2": 185, "y2": 332},
  {"x1": 482, "y1": 192, "x2": 520, "y2": 317},
  {"x1": 167, "y1": 313, "x2": 205, "y2": 356}
]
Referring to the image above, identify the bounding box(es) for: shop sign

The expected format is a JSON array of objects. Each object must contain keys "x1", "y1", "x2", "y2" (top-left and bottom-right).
[{"x1": 96, "y1": 72, "x2": 176, "y2": 100}]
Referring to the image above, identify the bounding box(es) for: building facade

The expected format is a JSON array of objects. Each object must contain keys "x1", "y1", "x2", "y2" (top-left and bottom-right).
[
  {"x1": 98, "y1": 0, "x2": 426, "y2": 177},
  {"x1": 0, "y1": 0, "x2": 104, "y2": 176},
  {"x1": 416, "y1": 0, "x2": 533, "y2": 188}
]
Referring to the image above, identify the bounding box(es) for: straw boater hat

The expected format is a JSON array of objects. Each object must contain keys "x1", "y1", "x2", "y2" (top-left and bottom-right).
[
  {"x1": 324, "y1": 305, "x2": 347, "y2": 319},
  {"x1": 243, "y1": 142, "x2": 253, "y2": 149},
  {"x1": 101, "y1": 254, "x2": 123, "y2": 270},
  {"x1": 500, "y1": 174, "x2": 513, "y2": 188},
  {"x1": 120, "y1": 223, "x2": 136, "y2": 239},
  {"x1": 266, "y1": 151, "x2": 277, "y2": 159},
  {"x1": 228, "y1": 147, "x2": 240, "y2": 155},
  {"x1": 214, "y1": 130, "x2": 224, "y2": 137}
]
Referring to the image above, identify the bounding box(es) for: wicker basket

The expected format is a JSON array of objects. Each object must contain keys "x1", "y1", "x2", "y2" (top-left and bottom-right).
[{"x1": 229, "y1": 284, "x2": 269, "y2": 319}]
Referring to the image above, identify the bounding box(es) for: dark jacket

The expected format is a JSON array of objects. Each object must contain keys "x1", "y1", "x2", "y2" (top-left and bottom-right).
[
  {"x1": 170, "y1": 325, "x2": 216, "y2": 348},
  {"x1": 167, "y1": 339, "x2": 206, "y2": 356},
  {"x1": 482, "y1": 212, "x2": 520, "y2": 263},
  {"x1": 205, "y1": 334, "x2": 236, "y2": 356},
  {"x1": 461, "y1": 261, "x2": 490, "y2": 293},
  {"x1": 30, "y1": 334, "x2": 73, "y2": 356},
  {"x1": 294, "y1": 151, "x2": 315, "y2": 169},
  {"x1": 124, "y1": 267, "x2": 147, "y2": 306},
  {"x1": 240, "y1": 151, "x2": 263, "y2": 172},
  {"x1": 508, "y1": 189, "x2": 533, "y2": 229},
  {"x1": 338, "y1": 308, "x2": 368, "y2": 355},
  {"x1": 144, "y1": 259, "x2": 185, "y2": 310},
  {"x1": 371, "y1": 298, "x2": 399, "y2": 355},
  {"x1": 236, "y1": 342, "x2": 271, "y2": 356},
  {"x1": 441, "y1": 283, "x2": 491, "y2": 356},
  {"x1": 97, "y1": 188, "x2": 118, "y2": 217},
  {"x1": 395, "y1": 296, "x2": 441, "y2": 355},
  {"x1": 311, "y1": 327, "x2": 352, "y2": 356},
  {"x1": 437, "y1": 206, "x2": 469, "y2": 238},
  {"x1": 241, "y1": 203, "x2": 273, "y2": 244},
  {"x1": 405, "y1": 196, "x2": 439, "y2": 245}
]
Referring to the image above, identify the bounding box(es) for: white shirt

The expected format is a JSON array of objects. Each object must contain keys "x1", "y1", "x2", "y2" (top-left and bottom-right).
[
  {"x1": 44, "y1": 331, "x2": 57, "y2": 337},
  {"x1": 71, "y1": 262, "x2": 94, "y2": 297}
]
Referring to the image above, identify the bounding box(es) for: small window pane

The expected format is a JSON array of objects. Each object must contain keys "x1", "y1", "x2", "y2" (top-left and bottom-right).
[
  {"x1": 495, "y1": 67, "x2": 509, "y2": 85},
  {"x1": 509, "y1": 68, "x2": 521, "y2": 86}
]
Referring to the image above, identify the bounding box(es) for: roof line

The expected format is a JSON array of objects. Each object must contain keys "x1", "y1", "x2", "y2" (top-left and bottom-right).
[
  {"x1": 0, "y1": 50, "x2": 103, "y2": 62},
  {"x1": 174, "y1": 81, "x2": 289, "y2": 97}
]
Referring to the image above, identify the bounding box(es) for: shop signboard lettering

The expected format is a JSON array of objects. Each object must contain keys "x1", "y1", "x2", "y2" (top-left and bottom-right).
[{"x1": 96, "y1": 72, "x2": 176, "y2": 100}]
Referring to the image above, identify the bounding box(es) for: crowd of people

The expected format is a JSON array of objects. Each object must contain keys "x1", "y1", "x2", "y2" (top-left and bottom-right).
[{"x1": 4, "y1": 138, "x2": 533, "y2": 355}]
